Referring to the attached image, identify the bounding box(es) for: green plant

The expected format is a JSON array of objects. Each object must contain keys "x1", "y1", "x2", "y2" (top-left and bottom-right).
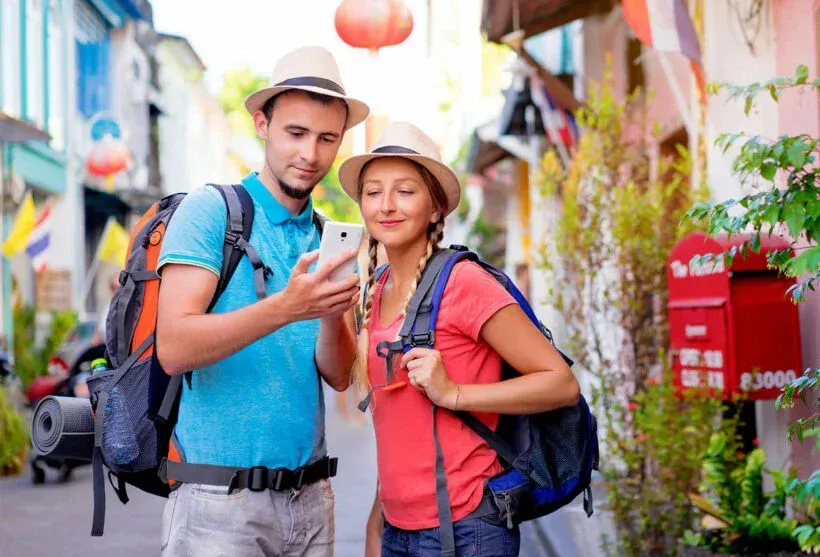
[
  {"x1": 217, "y1": 65, "x2": 268, "y2": 139},
  {"x1": 687, "y1": 65, "x2": 819, "y2": 302},
  {"x1": 786, "y1": 469, "x2": 820, "y2": 553},
  {"x1": 314, "y1": 162, "x2": 362, "y2": 224},
  {"x1": 0, "y1": 388, "x2": 28, "y2": 476},
  {"x1": 465, "y1": 214, "x2": 504, "y2": 268},
  {"x1": 685, "y1": 433, "x2": 800, "y2": 553},
  {"x1": 13, "y1": 305, "x2": 77, "y2": 388},
  {"x1": 537, "y1": 62, "x2": 721, "y2": 556}
]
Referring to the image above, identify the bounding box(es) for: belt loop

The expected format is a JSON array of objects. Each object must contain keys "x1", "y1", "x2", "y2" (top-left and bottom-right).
[{"x1": 227, "y1": 472, "x2": 240, "y2": 494}]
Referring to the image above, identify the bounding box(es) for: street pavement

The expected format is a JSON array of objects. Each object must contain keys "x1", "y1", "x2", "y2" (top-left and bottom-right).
[{"x1": 0, "y1": 389, "x2": 578, "y2": 556}]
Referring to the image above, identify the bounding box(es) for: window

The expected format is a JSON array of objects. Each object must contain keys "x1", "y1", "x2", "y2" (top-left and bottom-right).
[
  {"x1": 26, "y1": 0, "x2": 44, "y2": 127},
  {"x1": 1, "y1": 0, "x2": 22, "y2": 116},
  {"x1": 47, "y1": 0, "x2": 64, "y2": 149},
  {"x1": 75, "y1": 1, "x2": 110, "y2": 119}
]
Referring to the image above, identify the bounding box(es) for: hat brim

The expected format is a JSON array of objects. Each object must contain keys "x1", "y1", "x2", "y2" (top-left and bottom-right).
[
  {"x1": 244, "y1": 85, "x2": 370, "y2": 130},
  {"x1": 338, "y1": 153, "x2": 461, "y2": 215}
]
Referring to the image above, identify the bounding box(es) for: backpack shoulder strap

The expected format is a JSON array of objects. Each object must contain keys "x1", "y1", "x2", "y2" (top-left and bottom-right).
[
  {"x1": 207, "y1": 184, "x2": 267, "y2": 308},
  {"x1": 398, "y1": 248, "x2": 477, "y2": 346},
  {"x1": 312, "y1": 210, "x2": 327, "y2": 236}
]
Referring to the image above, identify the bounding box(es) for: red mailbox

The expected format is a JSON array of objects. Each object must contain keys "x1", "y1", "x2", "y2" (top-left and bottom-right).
[{"x1": 667, "y1": 232, "x2": 803, "y2": 400}]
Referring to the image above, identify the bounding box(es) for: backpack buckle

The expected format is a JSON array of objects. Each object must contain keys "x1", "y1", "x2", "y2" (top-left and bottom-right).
[
  {"x1": 247, "y1": 466, "x2": 268, "y2": 492},
  {"x1": 224, "y1": 231, "x2": 247, "y2": 250},
  {"x1": 409, "y1": 332, "x2": 435, "y2": 347}
]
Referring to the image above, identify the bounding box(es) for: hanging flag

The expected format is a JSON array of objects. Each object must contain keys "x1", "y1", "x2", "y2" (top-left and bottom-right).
[
  {"x1": 25, "y1": 204, "x2": 53, "y2": 272},
  {"x1": 2, "y1": 192, "x2": 36, "y2": 258},
  {"x1": 622, "y1": 0, "x2": 706, "y2": 101},
  {"x1": 97, "y1": 217, "x2": 130, "y2": 267},
  {"x1": 530, "y1": 75, "x2": 579, "y2": 151}
]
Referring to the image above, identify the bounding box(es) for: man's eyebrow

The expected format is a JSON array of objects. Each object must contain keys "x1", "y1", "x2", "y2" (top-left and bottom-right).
[
  {"x1": 284, "y1": 124, "x2": 341, "y2": 139},
  {"x1": 285, "y1": 125, "x2": 310, "y2": 134}
]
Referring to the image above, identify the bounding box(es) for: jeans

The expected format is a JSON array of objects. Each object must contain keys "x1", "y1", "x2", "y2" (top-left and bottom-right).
[{"x1": 382, "y1": 517, "x2": 520, "y2": 557}]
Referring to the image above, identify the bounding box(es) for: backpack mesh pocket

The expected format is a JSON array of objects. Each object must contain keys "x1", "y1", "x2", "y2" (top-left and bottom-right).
[{"x1": 87, "y1": 359, "x2": 158, "y2": 474}]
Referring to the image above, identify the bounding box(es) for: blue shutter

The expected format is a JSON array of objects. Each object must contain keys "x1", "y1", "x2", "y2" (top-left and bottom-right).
[{"x1": 76, "y1": 38, "x2": 110, "y2": 118}]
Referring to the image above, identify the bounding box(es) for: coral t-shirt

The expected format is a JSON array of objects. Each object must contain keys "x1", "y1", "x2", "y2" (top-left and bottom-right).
[{"x1": 368, "y1": 260, "x2": 517, "y2": 530}]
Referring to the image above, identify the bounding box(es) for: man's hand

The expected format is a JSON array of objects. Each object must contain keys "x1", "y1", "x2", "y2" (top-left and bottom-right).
[{"x1": 279, "y1": 248, "x2": 360, "y2": 322}]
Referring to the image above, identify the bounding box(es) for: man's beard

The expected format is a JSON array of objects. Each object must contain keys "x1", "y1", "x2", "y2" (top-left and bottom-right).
[{"x1": 277, "y1": 177, "x2": 316, "y2": 200}]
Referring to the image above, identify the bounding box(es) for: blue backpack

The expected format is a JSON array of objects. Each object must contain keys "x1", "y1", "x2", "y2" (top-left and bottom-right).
[{"x1": 364, "y1": 245, "x2": 599, "y2": 556}]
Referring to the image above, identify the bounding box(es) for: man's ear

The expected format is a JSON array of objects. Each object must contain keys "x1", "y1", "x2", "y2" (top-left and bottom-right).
[{"x1": 252, "y1": 111, "x2": 269, "y2": 140}]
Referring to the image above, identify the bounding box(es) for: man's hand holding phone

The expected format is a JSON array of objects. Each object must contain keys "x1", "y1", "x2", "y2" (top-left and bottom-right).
[{"x1": 278, "y1": 222, "x2": 364, "y2": 322}]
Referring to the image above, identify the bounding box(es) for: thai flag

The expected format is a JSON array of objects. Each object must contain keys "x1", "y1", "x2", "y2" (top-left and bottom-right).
[
  {"x1": 622, "y1": 0, "x2": 705, "y2": 100},
  {"x1": 25, "y1": 205, "x2": 52, "y2": 272},
  {"x1": 530, "y1": 75, "x2": 578, "y2": 152}
]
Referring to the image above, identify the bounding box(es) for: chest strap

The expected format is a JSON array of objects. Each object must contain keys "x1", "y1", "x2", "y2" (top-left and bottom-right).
[{"x1": 158, "y1": 456, "x2": 337, "y2": 493}]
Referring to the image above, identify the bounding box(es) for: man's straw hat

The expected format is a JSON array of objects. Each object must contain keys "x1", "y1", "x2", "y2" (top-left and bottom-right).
[{"x1": 244, "y1": 46, "x2": 369, "y2": 129}]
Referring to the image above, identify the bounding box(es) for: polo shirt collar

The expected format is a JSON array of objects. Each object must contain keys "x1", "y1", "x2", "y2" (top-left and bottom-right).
[{"x1": 241, "y1": 172, "x2": 315, "y2": 227}]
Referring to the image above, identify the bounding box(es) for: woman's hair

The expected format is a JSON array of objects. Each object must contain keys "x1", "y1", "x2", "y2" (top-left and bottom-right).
[{"x1": 352, "y1": 158, "x2": 448, "y2": 394}]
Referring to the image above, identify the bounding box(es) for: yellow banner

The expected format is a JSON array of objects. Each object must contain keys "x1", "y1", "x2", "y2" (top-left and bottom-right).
[
  {"x1": 2, "y1": 192, "x2": 36, "y2": 258},
  {"x1": 97, "y1": 218, "x2": 130, "y2": 267}
]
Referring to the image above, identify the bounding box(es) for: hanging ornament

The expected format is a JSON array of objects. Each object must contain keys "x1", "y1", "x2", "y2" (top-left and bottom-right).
[
  {"x1": 86, "y1": 134, "x2": 130, "y2": 179},
  {"x1": 334, "y1": 0, "x2": 414, "y2": 53}
]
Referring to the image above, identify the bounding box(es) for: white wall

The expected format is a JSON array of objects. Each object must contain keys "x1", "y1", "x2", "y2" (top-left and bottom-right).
[
  {"x1": 704, "y1": 1, "x2": 779, "y2": 205},
  {"x1": 156, "y1": 40, "x2": 239, "y2": 195}
]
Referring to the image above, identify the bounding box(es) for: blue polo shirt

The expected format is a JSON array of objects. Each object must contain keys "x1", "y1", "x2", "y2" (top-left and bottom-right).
[{"x1": 157, "y1": 172, "x2": 323, "y2": 470}]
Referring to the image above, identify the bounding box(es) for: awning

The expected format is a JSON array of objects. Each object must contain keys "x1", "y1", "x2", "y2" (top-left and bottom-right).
[
  {"x1": 482, "y1": 0, "x2": 612, "y2": 43},
  {"x1": 0, "y1": 111, "x2": 50, "y2": 143},
  {"x1": 465, "y1": 129, "x2": 513, "y2": 175}
]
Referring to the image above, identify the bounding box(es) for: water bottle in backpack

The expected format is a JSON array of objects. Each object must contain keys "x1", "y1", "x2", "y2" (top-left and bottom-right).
[{"x1": 90, "y1": 359, "x2": 140, "y2": 466}]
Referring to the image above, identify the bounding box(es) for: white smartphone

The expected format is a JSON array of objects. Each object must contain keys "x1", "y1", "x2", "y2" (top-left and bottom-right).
[{"x1": 317, "y1": 221, "x2": 364, "y2": 282}]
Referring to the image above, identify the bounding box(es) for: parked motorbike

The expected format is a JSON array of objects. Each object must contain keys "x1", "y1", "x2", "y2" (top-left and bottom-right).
[{"x1": 0, "y1": 348, "x2": 25, "y2": 414}]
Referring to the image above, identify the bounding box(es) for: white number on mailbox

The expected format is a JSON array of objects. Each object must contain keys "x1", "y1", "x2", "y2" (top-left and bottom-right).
[{"x1": 739, "y1": 370, "x2": 797, "y2": 392}]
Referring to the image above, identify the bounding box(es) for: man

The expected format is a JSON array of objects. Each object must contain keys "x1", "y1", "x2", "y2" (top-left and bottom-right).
[{"x1": 155, "y1": 46, "x2": 369, "y2": 556}]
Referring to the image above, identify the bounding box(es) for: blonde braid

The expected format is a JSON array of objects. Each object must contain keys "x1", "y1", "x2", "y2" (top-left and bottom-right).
[
  {"x1": 397, "y1": 216, "x2": 445, "y2": 327},
  {"x1": 353, "y1": 236, "x2": 380, "y2": 393}
]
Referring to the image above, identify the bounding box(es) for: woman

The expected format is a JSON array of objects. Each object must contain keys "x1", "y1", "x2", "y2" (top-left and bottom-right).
[{"x1": 338, "y1": 122, "x2": 581, "y2": 557}]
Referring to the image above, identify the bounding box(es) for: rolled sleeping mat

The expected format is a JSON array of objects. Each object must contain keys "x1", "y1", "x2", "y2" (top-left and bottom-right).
[{"x1": 31, "y1": 396, "x2": 95, "y2": 461}]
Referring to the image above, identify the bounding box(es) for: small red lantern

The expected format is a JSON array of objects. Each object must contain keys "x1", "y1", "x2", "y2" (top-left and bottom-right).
[
  {"x1": 335, "y1": 0, "x2": 414, "y2": 53},
  {"x1": 86, "y1": 135, "x2": 130, "y2": 177}
]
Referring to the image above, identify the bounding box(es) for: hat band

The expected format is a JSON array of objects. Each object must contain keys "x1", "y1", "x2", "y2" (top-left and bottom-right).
[
  {"x1": 372, "y1": 145, "x2": 419, "y2": 155},
  {"x1": 274, "y1": 76, "x2": 346, "y2": 95}
]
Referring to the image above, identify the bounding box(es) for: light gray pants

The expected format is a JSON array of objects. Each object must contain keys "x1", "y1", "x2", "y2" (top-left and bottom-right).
[{"x1": 161, "y1": 478, "x2": 335, "y2": 557}]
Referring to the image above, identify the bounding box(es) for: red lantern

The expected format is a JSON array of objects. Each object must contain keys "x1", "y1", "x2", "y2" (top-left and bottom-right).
[
  {"x1": 86, "y1": 135, "x2": 130, "y2": 177},
  {"x1": 335, "y1": 0, "x2": 414, "y2": 52}
]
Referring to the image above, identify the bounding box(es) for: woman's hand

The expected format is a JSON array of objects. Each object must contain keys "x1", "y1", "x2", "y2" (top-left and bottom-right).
[{"x1": 400, "y1": 348, "x2": 459, "y2": 409}]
